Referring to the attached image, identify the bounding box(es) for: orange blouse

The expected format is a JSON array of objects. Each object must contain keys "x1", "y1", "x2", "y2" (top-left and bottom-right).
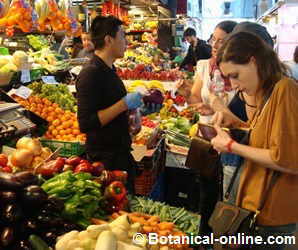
[{"x1": 236, "y1": 78, "x2": 298, "y2": 226}]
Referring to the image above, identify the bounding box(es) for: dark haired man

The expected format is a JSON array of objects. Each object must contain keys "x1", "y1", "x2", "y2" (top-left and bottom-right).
[
  {"x1": 76, "y1": 16, "x2": 142, "y2": 193},
  {"x1": 179, "y1": 27, "x2": 212, "y2": 70}
]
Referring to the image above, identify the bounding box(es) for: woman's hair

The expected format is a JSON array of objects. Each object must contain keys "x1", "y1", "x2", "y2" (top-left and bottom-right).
[
  {"x1": 294, "y1": 46, "x2": 298, "y2": 63},
  {"x1": 217, "y1": 32, "x2": 288, "y2": 98},
  {"x1": 216, "y1": 20, "x2": 237, "y2": 34}
]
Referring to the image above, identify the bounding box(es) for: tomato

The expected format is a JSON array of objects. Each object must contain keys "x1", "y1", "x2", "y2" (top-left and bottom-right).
[{"x1": 0, "y1": 154, "x2": 8, "y2": 167}]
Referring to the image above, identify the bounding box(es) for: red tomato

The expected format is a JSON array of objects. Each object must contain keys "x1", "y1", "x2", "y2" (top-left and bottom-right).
[{"x1": 0, "y1": 154, "x2": 8, "y2": 167}]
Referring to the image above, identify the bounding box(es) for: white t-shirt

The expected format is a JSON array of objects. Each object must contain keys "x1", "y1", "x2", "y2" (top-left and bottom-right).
[
  {"x1": 284, "y1": 60, "x2": 298, "y2": 81},
  {"x1": 195, "y1": 59, "x2": 235, "y2": 123}
]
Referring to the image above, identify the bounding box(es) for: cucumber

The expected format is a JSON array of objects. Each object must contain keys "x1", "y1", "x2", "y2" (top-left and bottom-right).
[{"x1": 29, "y1": 235, "x2": 50, "y2": 250}]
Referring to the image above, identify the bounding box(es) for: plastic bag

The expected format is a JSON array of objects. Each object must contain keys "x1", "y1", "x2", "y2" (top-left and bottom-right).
[{"x1": 128, "y1": 109, "x2": 142, "y2": 137}]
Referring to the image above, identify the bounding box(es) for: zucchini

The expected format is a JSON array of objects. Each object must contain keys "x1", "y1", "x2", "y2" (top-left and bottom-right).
[{"x1": 29, "y1": 235, "x2": 50, "y2": 250}]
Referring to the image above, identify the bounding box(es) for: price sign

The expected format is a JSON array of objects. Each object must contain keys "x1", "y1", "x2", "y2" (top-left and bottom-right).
[
  {"x1": 15, "y1": 86, "x2": 32, "y2": 99},
  {"x1": 42, "y1": 76, "x2": 58, "y2": 84},
  {"x1": 21, "y1": 70, "x2": 31, "y2": 83}
]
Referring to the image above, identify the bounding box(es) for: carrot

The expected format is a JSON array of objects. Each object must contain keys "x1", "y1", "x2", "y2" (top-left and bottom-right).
[
  {"x1": 158, "y1": 230, "x2": 171, "y2": 236},
  {"x1": 143, "y1": 226, "x2": 153, "y2": 233},
  {"x1": 91, "y1": 218, "x2": 108, "y2": 225},
  {"x1": 158, "y1": 222, "x2": 175, "y2": 231},
  {"x1": 149, "y1": 221, "x2": 159, "y2": 227},
  {"x1": 147, "y1": 215, "x2": 160, "y2": 223},
  {"x1": 129, "y1": 215, "x2": 147, "y2": 224}
]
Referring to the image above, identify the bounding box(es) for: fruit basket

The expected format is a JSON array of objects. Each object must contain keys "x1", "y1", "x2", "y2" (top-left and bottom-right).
[{"x1": 40, "y1": 139, "x2": 85, "y2": 157}]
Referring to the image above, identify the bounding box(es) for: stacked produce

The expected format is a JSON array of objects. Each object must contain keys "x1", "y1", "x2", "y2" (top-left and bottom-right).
[
  {"x1": 0, "y1": 171, "x2": 81, "y2": 249},
  {"x1": 126, "y1": 80, "x2": 165, "y2": 93},
  {"x1": 27, "y1": 35, "x2": 50, "y2": 51},
  {"x1": 56, "y1": 214, "x2": 147, "y2": 250},
  {"x1": 41, "y1": 171, "x2": 107, "y2": 228},
  {"x1": 118, "y1": 66, "x2": 180, "y2": 81},
  {"x1": 130, "y1": 196, "x2": 200, "y2": 236},
  {"x1": 0, "y1": 0, "x2": 37, "y2": 36},
  {"x1": 13, "y1": 94, "x2": 85, "y2": 142},
  {"x1": 8, "y1": 137, "x2": 52, "y2": 171}
]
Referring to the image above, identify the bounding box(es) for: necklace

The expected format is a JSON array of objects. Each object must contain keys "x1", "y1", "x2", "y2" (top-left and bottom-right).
[{"x1": 238, "y1": 91, "x2": 257, "y2": 108}]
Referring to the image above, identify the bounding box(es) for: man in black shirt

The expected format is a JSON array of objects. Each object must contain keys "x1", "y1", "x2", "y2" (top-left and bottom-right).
[
  {"x1": 76, "y1": 16, "x2": 143, "y2": 193},
  {"x1": 180, "y1": 27, "x2": 212, "y2": 70}
]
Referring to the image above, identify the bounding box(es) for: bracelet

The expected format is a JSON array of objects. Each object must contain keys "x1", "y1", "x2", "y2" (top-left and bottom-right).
[{"x1": 226, "y1": 139, "x2": 235, "y2": 153}]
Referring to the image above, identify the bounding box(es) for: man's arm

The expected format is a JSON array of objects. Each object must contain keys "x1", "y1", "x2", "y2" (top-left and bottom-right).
[
  {"x1": 97, "y1": 100, "x2": 127, "y2": 126},
  {"x1": 179, "y1": 46, "x2": 193, "y2": 69}
]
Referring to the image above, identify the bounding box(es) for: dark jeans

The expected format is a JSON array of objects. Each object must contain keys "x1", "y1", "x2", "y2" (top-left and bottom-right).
[{"x1": 198, "y1": 161, "x2": 222, "y2": 242}]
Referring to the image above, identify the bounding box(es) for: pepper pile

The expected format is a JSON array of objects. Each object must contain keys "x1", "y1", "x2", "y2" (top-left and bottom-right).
[{"x1": 41, "y1": 171, "x2": 107, "y2": 228}]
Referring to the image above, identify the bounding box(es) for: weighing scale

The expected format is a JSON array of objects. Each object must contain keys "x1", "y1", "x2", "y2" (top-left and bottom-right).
[{"x1": 0, "y1": 102, "x2": 37, "y2": 138}]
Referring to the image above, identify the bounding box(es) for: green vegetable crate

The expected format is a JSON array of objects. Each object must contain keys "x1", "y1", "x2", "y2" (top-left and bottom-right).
[{"x1": 40, "y1": 139, "x2": 85, "y2": 157}]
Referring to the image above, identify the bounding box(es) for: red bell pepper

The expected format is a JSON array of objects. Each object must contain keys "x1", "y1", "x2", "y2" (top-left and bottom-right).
[
  {"x1": 1, "y1": 166, "x2": 12, "y2": 173},
  {"x1": 74, "y1": 162, "x2": 92, "y2": 173},
  {"x1": 91, "y1": 162, "x2": 105, "y2": 176},
  {"x1": 65, "y1": 156, "x2": 82, "y2": 166},
  {"x1": 111, "y1": 170, "x2": 128, "y2": 183},
  {"x1": 105, "y1": 181, "x2": 126, "y2": 202}
]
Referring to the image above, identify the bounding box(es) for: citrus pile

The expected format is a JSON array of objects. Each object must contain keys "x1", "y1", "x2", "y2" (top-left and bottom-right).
[{"x1": 13, "y1": 95, "x2": 86, "y2": 142}]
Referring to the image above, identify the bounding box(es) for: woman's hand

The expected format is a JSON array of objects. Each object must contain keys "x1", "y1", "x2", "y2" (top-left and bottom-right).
[
  {"x1": 211, "y1": 125, "x2": 233, "y2": 153},
  {"x1": 209, "y1": 93, "x2": 228, "y2": 113},
  {"x1": 190, "y1": 102, "x2": 215, "y2": 116}
]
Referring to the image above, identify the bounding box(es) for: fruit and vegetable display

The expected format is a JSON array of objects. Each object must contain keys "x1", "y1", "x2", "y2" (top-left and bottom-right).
[
  {"x1": 13, "y1": 94, "x2": 85, "y2": 142},
  {"x1": 117, "y1": 66, "x2": 180, "y2": 81},
  {"x1": 27, "y1": 81, "x2": 77, "y2": 112},
  {"x1": 0, "y1": 171, "x2": 81, "y2": 249},
  {"x1": 27, "y1": 35, "x2": 50, "y2": 51},
  {"x1": 129, "y1": 196, "x2": 200, "y2": 236},
  {"x1": 41, "y1": 171, "x2": 107, "y2": 228},
  {"x1": 126, "y1": 80, "x2": 165, "y2": 93},
  {"x1": 56, "y1": 214, "x2": 147, "y2": 250},
  {"x1": 7, "y1": 137, "x2": 52, "y2": 170}
]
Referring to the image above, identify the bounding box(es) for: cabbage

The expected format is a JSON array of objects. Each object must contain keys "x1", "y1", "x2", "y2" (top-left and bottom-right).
[
  {"x1": 12, "y1": 51, "x2": 28, "y2": 69},
  {"x1": 143, "y1": 88, "x2": 164, "y2": 105}
]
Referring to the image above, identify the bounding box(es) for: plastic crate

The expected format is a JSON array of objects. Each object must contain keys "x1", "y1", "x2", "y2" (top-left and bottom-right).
[
  {"x1": 134, "y1": 138, "x2": 166, "y2": 196},
  {"x1": 40, "y1": 139, "x2": 85, "y2": 157}
]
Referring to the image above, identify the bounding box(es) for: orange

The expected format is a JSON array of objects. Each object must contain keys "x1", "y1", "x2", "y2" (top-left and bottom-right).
[
  {"x1": 72, "y1": 129, "x2": 80, "y2": 136},
  {"x1": 41, "y1": 112, "x2": 47, "y2": 118},
  {"x1": 55, "y1": 107, "x2": 63, "y2": 114},
  {"x1": 30, "y1": 103, "x2": 37, "y2": 108},
  {"x1": 47, "y1": 106, "x2": 54, "y2": 112},
  {"x1": 47, "y1": 116, "x2": 55, "y2": 122},
  {"x1": 52, "y1": 103, "x2": 58, "y2": 108},
  {"x1": 59, "y1": 129, "x2": 66, "y2": 136},
  {"x1": 73, "y1": 121, "x2": 79, "y2": 129},
  {"x1": 52, "y1": 119, "x2": 60, "y2": 126},
  {"x1": 48, "y1": 125, "x2": 55, "y2": 131},
  {"x1": 52, "y1": 129, "x2": 58, "y2": 136},
  {"x1": 65, "y1": 128, "x2": 72, "y2": 135}
]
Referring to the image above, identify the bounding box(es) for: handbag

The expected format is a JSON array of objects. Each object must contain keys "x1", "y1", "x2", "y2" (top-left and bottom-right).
[
  {"x1": 185, "y1": 136, "x2": 220, "y2": 179},
  {"x1": 208, "y1": 168, "x2": 279, "y2": 249}
]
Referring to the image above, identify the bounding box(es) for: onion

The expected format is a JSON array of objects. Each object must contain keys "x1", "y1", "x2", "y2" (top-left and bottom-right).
[
  {"x1": 16, "y1": 137, "x2": 42, "y2": 156},
  {"x1": 40, "y1": 147, "x2": 52, "y2": 160},
  {"x1": 11, "y1": 149, "x2": 34, "y2": 168},
  {"x1": 16, "y1": 137, "x2": 32, "y2": 149},
  {"x1": 31, "y1": 156, "x2": 44, "y2": 168}
]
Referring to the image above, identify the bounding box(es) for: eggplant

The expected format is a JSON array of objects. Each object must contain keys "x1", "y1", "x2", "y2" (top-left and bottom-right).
[
  {"x1": 0, "y1": 226, "x2": 15, "y2": 247},
  {"x1": 0, "y1": 191, "x2": 17, "y2": 204},
  {"x1": 0, "y1": 172, "x2": 22, "y2": 190},
  {"x1": 14, "y1": 172, "x2": 39, "y2": 187},
  {"x1": 2, "y1": 203, "x2": 23, "y2": 223},
  {"x1": 44, "y1": 196, "x2": 64, "y2": 212},
  {"x1": 22, "y1": 185, "x2": 48, "y2": 207},
  {"x1": 12, "y1": 240, "x2": 33, "y2": 250},
  {"x1": 41, "y1": 231, "x2": 57, "y2": 246}
]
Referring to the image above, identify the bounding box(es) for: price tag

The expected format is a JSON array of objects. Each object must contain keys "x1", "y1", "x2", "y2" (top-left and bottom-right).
[
  {"x1": 15, "y1": 86, "x2": 32, "y2": 99},
  {"x1": 21, "y1": 70, "x2": 31, "y2": 83},
  {"x1": 42, "y1": 76, "x2": 58, "y2": 84},
  {"x1": 70, "y1": 66, "x2": 82, "y2": 76}
]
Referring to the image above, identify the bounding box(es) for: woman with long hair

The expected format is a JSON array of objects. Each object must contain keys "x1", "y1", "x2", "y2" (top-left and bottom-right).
[{"x1": 211, "y1": 31, "x2": 298, "y2": 249}]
